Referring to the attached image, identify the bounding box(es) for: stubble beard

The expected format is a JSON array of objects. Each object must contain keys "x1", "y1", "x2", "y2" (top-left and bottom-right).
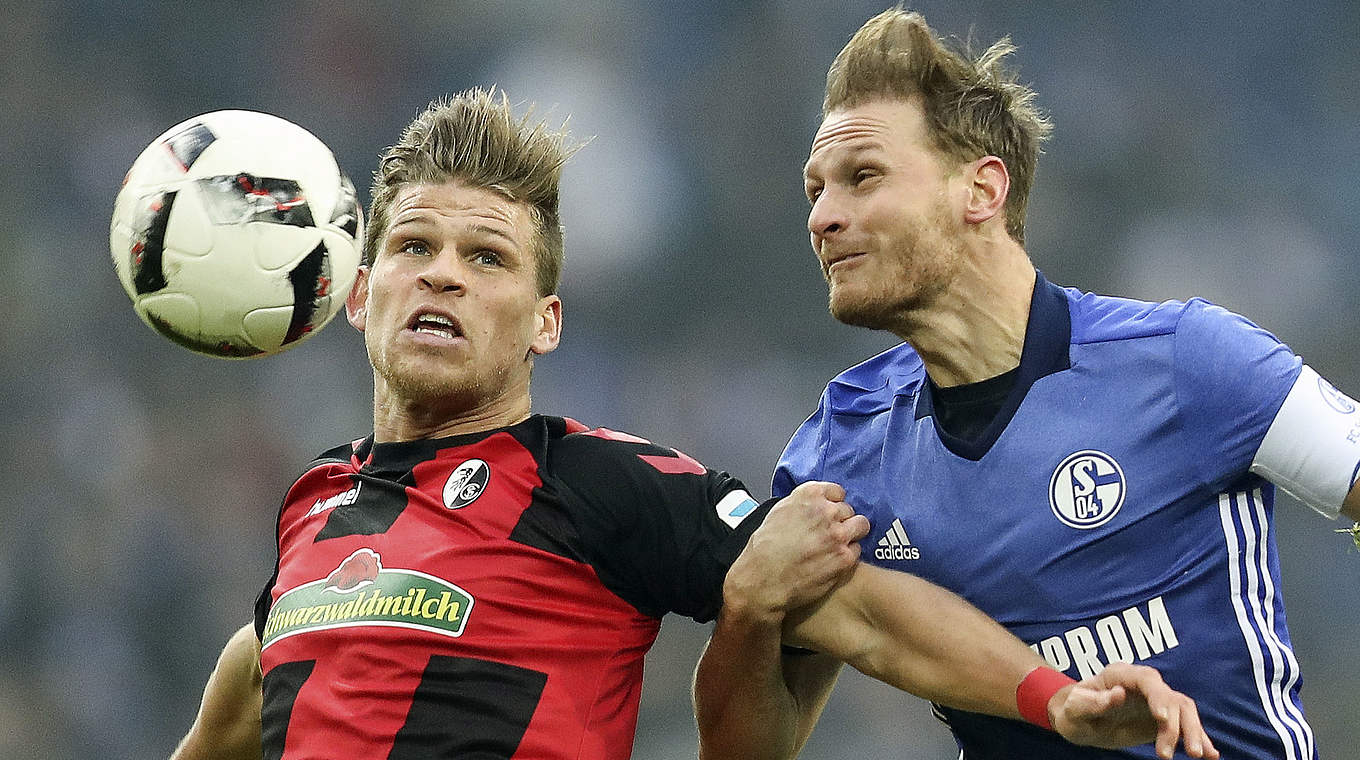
[
  {"x1": 827, "y1": 220, "x2": 960, "y2": 335},
  {"x1": 828, "y1": 279, "x2": 945, "y2": 333},
  {"x1": 370, "y1": 340, "x2": 512, "y2": 419}
]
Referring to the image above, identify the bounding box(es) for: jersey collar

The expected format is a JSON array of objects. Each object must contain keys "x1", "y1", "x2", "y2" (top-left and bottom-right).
[
  {"x1": 914, "y1": 269, "x2": 1072, "y2": 460},
  {"x1": 355, "y1": 415, "x2": 548, "y2": 477}
]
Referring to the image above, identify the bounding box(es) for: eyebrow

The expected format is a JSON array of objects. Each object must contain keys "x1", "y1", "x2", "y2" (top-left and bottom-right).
[
  {"x1": 804, "y1": 143, "x2": 883, "y2": 179},
  {"x1": 388, "y1": 218, "x2": 522, "y2": 247},
  {"x1": 465, "y1": 223, "x2": 520, "y2": 246}
]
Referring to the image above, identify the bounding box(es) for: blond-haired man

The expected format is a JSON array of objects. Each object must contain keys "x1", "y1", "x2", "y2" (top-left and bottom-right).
[
  {"x1": 700, "y1": 8, "x2": 1359, "y2": 760},
  {"x1": 169, "y1": 88, "x2": 1215, "y2": 760}
]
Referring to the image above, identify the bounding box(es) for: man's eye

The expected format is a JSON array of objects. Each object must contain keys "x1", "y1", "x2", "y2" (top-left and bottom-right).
[
  {"x1": 398, "y1": 240, "x2": 430, "y2": 256},
  {"x1": 854, "y1": 169, "x2": 877, "y2": 184},
  {"x1": 474, "y1": 250, "x2": 503, "y2": 266}
]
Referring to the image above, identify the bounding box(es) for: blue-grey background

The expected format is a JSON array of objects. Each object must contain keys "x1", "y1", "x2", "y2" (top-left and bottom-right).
[{"x1": 4, "y1": 1, "x2": 1357, "y2": 757}]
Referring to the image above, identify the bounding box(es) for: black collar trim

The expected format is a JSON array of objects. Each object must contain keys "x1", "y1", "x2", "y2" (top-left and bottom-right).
[
  {"x1": 353, "y1": 415, "x2": 550, "y2": 477},
  {"x1": 913, "y1": 271, "x2": 1072, "y2": 460}
]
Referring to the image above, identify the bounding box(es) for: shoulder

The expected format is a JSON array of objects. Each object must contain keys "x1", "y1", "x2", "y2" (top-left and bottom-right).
[
  {"x1": 1065, "y1": 287, "x2": 1192, "y2": 345},
  {"x1": 1169, "y1": 297, "x2": 1287, "y2": 355},
  {"x1": 534, "y1": 420, "x2": 762, "y2": 621},
  {"x1": 1066, "y1": 288, "x2": 1274, "y2": 350},
  {"x1": 823, "y1": 343, "x2": 927, "y2": 417},
  {"x1": 543, "y1": 423, "x2": 721, "y2": 506},
  {"x1": 283, "y1": 438, "x2": 364, "y2": 491},
  {"x1": 550, "y1": 424, "x2": 708, "y2": 473},
  {"x1": 308, "y1": 438, "x2": 364, "y2": 468}
]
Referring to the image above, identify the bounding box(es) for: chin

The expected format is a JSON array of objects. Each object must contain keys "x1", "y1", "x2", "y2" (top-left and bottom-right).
[
  {"x1": 829, "y1": 291, "x2": 897, "y2": 331},
  {"x1": 403, "y1": 375, "x2": 471, "y2": 404},
  {"x1": 829, "y1": 275, "x2": 936, "y2": 332},
  {"x1": 831, "y1": 306, "x2": 889, "y2": 331},
  {"x1": 376, "y1": 355, "x2": 472, "y2": 407}
]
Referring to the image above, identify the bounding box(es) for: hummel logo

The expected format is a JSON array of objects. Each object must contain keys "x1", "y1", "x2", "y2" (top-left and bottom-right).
[
  {"x1": 874, "y1": 518, "x2": 920, "y2": 561},
  {"x1": 306, "y1": 483, "x2": 361, "y2": 518}
]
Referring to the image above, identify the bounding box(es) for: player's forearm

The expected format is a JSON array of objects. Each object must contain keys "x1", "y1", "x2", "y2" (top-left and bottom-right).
[
  {"x1": 169, "y1": 723, "x2": 261, "y2": 760},
  {"x1": 694, "y1": 604, "x2": 803, "y2": 760},
  {"x1": 785, "y1": 563, "x2": 1044, "y2": 719},
  {"x1": 1341, "y1": 481, "x2": 1360, "y2": 521},
  {"x1": 171, "y1": 623, "x2": 263, "y2": 760}
]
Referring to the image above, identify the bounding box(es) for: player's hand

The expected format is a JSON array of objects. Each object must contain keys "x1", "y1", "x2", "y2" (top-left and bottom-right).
[
  {"x1": 722, "y1": 482, "x2": 870, "y2": 622},
  {"x1": 1049, "y1": 662, "x2": 1218, "y2": 759}
]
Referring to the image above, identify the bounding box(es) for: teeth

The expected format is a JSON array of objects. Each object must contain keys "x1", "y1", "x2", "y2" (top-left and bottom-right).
[
  {"x1": 411, "y1": 312, "x2": 458, "y2": 340},
  {"x1": 415, "y1": 327, "x2": 455, "y2": 340}
]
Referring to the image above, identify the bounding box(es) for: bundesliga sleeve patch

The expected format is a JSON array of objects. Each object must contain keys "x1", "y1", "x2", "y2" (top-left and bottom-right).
[{"x1": 715, "y1": 489, "x2": 759, "y2": 529}]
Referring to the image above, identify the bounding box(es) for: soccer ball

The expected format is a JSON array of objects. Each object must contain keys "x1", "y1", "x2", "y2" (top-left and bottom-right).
[{"x1": 110, "y1": 110, "x2": 363, "y2": 358}]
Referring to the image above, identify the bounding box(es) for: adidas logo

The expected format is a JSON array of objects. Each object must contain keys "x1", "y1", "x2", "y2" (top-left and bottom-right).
[{"x1": 874, "y1": 518, "x2": 920, "y2": 561}]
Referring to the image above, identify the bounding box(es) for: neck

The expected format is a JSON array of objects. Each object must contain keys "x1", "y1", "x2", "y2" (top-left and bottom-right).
[
  {"x1": 898, "y1": 242, "x2": 1036, "y2": 388},
  {"x1": 371, "y1": 381, "x2": 533, "y2": 442}
]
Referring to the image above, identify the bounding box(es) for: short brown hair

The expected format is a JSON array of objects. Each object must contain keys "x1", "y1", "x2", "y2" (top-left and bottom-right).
[
  {"x1": 364, "y1": 88, "x2": 573, "y2": 296},
  {"x1": 824, "y1": 9, "x2": 1051, "y2": 243}
]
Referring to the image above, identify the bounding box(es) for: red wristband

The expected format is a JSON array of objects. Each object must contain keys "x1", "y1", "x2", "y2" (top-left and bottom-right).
[{"x1": 1016, "y1": 666, "x2": 1076, "y2": 730}]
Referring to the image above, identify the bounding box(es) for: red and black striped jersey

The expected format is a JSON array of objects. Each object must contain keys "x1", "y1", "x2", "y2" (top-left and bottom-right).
[{"x1": 254, "y1": 414, "x2": 770, "y2": 760}]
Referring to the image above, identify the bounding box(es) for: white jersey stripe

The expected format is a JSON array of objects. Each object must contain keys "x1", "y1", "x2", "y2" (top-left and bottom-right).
[
  {"x1": 1238, "y1": 489, "x2": 1313, "y2": 759},
  {"x1": 1218, "y1": 492, "x2": 1298, "y2": 760},
  {"x1": 1241, "y1": 488, "x2": 1315, "y2": 758},
  {"x1": 1218, "y1": 491, "x2": 1310, "y2": 760}
]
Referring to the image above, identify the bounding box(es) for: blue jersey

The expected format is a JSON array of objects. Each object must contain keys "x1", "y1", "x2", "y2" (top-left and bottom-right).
[{"x1": 775, "y1": 272, "x2": 1314, "y2": 759}]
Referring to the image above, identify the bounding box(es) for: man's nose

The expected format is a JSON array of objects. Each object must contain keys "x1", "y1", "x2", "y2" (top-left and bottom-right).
[{"x1": 417, "y1": 252, "x2": 467, "y2": 294}]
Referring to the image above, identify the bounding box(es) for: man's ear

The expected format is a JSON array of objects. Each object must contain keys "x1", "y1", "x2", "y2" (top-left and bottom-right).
[
  {"x1": 345, "y1": 265, "x2": 371, "y2": 332},
  {"x1": 963, "y1": 155, "x2": 1010, "y2": 227},
  {"x1": 529, "y1": 295, "x2": 562, "y2": 356}
]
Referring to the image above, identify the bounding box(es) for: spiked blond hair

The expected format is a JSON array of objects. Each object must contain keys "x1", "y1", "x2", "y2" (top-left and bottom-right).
[
  {"x1": 825, "y1": 9, "x2": 1051, "y2": 243},
  {"x1": 364, "y1": 88, "x2": 574, "y2": 296}
]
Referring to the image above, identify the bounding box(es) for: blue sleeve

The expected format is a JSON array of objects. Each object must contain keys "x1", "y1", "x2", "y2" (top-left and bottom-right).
[
  {"x1": 772, "y1": 392, "x2": 833, "y2": 499},
  {"x1": 1173, "y1": 299, "x2": 1302, "y2": 491}
]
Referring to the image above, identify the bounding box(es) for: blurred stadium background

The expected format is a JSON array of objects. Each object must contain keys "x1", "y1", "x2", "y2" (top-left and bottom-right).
[{"x1": 3, "y1": 1, "x2": 1358, "y2": 757}]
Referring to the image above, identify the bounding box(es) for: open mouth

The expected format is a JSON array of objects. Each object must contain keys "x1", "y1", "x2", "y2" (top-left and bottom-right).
[{"x1": 407, "y1": 310, "x2": 464, "y2": 341}]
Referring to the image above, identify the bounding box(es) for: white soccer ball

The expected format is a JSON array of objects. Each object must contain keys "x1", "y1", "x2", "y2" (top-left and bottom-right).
[{"x1": 110, "y1": 110, "x2": 363, "y2": 358}]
